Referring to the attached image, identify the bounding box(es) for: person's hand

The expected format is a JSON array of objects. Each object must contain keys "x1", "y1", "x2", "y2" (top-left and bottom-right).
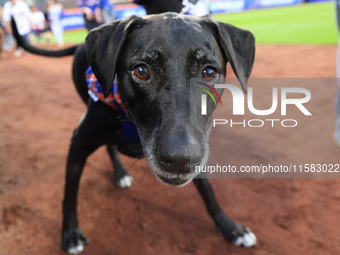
[
  {"x1": 5, "y1": 22, "x2": 12, "y2": 34},
  {"x1": 95, "y1": 8, "x2": 103, "y2": 23},
  {"x1": 180, "y1": 2, "x2": 194, "y2": 14},
  {"x1": 83, "y1": 7, "x2": 94, "y2": 20}
]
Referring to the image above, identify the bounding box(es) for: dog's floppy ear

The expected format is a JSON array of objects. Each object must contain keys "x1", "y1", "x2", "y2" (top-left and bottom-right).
[
  {"x1": 207, "y1": 20, "x2": 255, "y2": 93},
  {"x1": 85, "y1": 16, "x2": 141, "y2": 97}
]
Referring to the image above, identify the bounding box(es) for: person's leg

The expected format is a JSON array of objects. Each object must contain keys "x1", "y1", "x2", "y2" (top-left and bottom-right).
[
  {"x1": 51, "y1": 22, "x2": 64, "y2": 46},
  {"x1": 334, "y1": 37, "x2": 340, "y2": 146},
  {"x1": 335, "y1": 0, "x2": 340, "y2": 146},
  {"x1": 4, "y1": 31, "x2": 14, "y2": 51},
  {"x1": 56, "y1": 24, "x2": 64, "y2": 46},
  {"x1": 101, "y1": 7, "x2": 113, "y2": 24},
  {"x1": 31, "y1": 31, "x2": 38, "y2": 44},
  {"x1": 14, "y1": 35, "x2": 24, "y2": 57}
]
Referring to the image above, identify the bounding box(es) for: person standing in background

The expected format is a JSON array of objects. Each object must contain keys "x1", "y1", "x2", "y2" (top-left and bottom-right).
[
  {"x1": 0, "y1": 6, "x2": 6, "y2": 55},
  {"x1": 78, "y1": 0, "x2": 102, "y2": 31},
  {"x1": 3, "y1": 0, "x2": 31, "y2": 57},
  {"x1": 48, "y1": 0, "x2": 64, "y2": 46},
  {"x1": 30, "y1": 6, "x2": 46, "y2": 44},
  {"x1": 181, "y1": 0, "x2": 210, "y2": 17},
  {"x1": 335, "y1": 0, "x2": 340, "y2": 147},
  {"x1": 100, "y1": 0, "x2": 115, "y2": 24},
  {"x1": 2, "y1": 0, "x2": 14, "y2": 52}
]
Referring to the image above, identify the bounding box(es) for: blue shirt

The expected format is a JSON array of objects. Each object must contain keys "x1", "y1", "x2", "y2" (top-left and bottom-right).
[{"x1": 78, "y1": 0, "x2": 100, "y2": 13}]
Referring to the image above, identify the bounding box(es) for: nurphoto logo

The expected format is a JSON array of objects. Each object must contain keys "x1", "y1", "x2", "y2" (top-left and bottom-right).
[{"x1": 198, "y1": 83, "x2": 312, "y2": 128}]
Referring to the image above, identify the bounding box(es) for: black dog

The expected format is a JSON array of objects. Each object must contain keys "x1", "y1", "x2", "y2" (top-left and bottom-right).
[{"x1": 12, "y1": 13, "x2": 256, "y2": 254}]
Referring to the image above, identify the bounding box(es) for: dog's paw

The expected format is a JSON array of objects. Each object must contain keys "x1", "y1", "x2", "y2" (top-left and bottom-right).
[
  {"x1": 62, "y1": 227, "x2": 89, "y2": 254},
  {"x1": 217, "y1": 223, "x2": 256, "y2": 248},
  {"x1": 115, "y1": 175, "x2": 133, "y2": 188},
  {"x1": 230, "y1": 224, "x2": 257, "y2": 248},
  {"x1": 215, "y1": 212, "x2": 256, "y2": 248}
]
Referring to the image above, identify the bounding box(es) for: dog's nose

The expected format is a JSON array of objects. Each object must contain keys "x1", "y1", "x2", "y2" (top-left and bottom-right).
[{"x1": 157, "y1": 141, "x2": 202, "y2": 174}]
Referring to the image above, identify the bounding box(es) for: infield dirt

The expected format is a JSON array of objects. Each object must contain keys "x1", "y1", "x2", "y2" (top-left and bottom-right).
[{"x1": 0, "y1": 44, "x2": 339, "y2": 255}]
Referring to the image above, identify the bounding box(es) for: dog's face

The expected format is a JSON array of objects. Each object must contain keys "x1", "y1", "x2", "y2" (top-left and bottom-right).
[{"x1": 86, "y1": 13, "x2": 255, "y2": 186}]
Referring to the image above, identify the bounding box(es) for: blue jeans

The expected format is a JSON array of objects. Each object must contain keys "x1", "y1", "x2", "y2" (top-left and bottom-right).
[
  {"x1": 3, "y1": 28, "x2": 13, "y2": 50},
  {"x1": 335, "y1": 0, "x2": 340, "y2": 141},
  {"x1": 102, "y1": 6, "x2": 116, "y2": 24},
  {"x1": 335, "y1": 40, "x2": 340, "y2": 141}
]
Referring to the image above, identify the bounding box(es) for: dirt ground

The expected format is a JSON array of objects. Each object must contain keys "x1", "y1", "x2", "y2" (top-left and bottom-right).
[{"x1": 0, "y1": 44, "x2": 340, "y2": 255}]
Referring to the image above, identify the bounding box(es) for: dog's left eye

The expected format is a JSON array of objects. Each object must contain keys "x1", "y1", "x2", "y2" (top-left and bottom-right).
[
  {"x1": 202, "y1": 67, "x2": 217, "y2": 82},
  {"x1": 133, "y1": 65, "x2": 150, "y2": 81}
]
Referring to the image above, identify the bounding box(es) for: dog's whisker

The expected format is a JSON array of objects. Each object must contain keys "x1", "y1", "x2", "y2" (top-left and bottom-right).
[
  {"x1": 140, "y1": 164, "x2": 154, "y2": 185},
  {"x1": 127, "y1": 157, "x2": 144, "y2": 172}
]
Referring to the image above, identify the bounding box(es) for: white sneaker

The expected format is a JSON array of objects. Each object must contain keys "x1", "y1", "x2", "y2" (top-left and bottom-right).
[{"x1": 14, "y1": 49, "x2": 22, "y2": 57}]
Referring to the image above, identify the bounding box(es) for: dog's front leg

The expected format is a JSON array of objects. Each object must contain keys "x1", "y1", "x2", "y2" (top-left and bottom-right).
[
  {"x1": 62, "y1": 100, "x2": 119, "y2": 254},
  {"x1": 193, "y1": 177, "x2": 257, "y2": 248},
  {"x1": 62, "y1": 140, "x2": 91, "y2": 254}
]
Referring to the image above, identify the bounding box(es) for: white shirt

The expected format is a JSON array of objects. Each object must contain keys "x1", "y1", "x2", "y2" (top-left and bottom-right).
[
  {"x1": 48, "y1": 4, "x2": 63, "y2": 24},
  {"x1": 183, "y1": 0, "x2": 210, "y2": 17},
  {"x1": 3, "y1": 0, "x2": 31, "y2": 35},
  {"x1": 2, "y1": 1, "x2": 13, "y2": 22},
  {"x1": 30, "y1": 10, "x2": 45, "y2": 31}
]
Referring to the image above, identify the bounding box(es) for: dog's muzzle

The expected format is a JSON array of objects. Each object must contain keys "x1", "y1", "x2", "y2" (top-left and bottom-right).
[{"x1": 154, "y1": 131, "x2": 203, "y2": 186}]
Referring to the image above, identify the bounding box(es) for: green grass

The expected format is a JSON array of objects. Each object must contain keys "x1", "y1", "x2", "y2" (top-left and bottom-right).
[
  {"x1": 59, "y1": 2, "x2": 338, "y2": 45},
  {"x1": 213, "y1": 2, "x2": 338, "y2": 44},
  {"x1": 63, "y1": 29, "x2": 88, "y2": 44},
  {"x1": 45, "y1": 29, "x2": 87, "y2": 44}
]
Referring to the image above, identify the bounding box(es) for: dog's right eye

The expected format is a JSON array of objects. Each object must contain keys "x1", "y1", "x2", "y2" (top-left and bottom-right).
[{"x1": 132, "y1": 65, "x2": 150, "y2": 81}]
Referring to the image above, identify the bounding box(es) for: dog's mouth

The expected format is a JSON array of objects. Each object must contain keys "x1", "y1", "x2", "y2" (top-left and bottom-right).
[
  {"x1": 155, "y1": 173, "x2": 193, "y2": 186},
  {"x1": 139, "y1": 130, "x2": 209, "y2": 187}
]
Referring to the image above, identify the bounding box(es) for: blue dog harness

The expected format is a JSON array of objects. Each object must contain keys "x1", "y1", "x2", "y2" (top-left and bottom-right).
[{"x1": 86, "y1": 66, "x2": 140, "y2": 142}]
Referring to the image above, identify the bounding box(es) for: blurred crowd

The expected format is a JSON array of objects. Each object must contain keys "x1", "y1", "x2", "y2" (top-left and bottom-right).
[
  {"x1": 0, "y1": 0, "x2": 211, "y2": 57},
  {"x1": 0, "y1": 0, "x2": 118, "y2": 57},
  {"x1": 0, "y1": 0, "x2": 66, "y2": 56}
]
